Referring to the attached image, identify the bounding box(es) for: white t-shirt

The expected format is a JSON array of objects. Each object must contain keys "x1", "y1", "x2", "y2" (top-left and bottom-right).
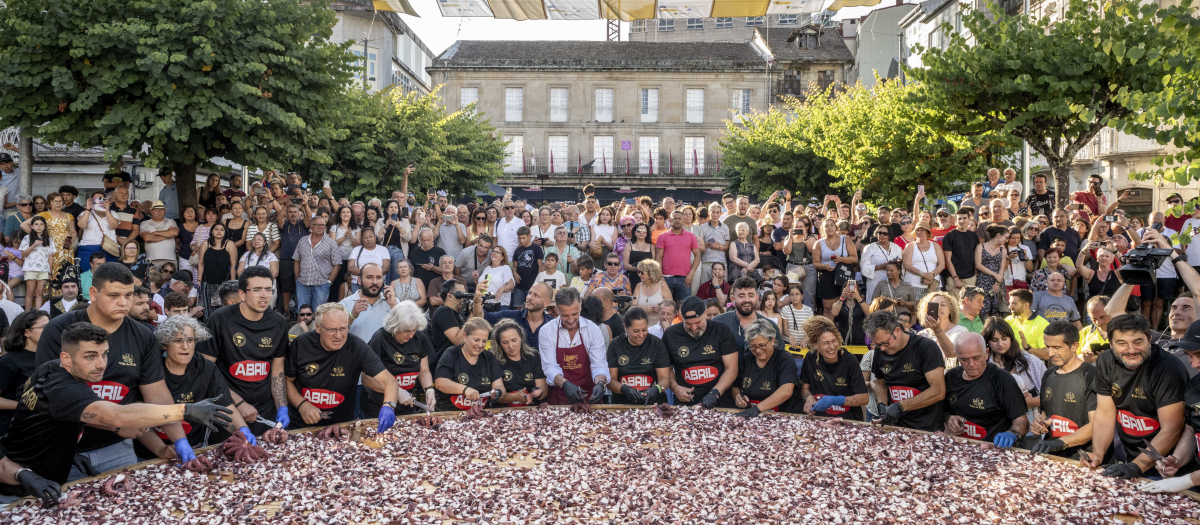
[
  {"x1": 1181, "y1": 218, "x2": 1200, "y2": 264},
  {"x1": 535, "y1": 270, "x2": 566, "y2": 291},
  {"x1": 495, "y1": 217, "x2": 525, "y2": 256},
  {"x1": 79, "y1": 210, "x2": 111, "y2": 245},
  {"x1": 240, "y1": 250, "x2": 279, "y2": 271},
  {"x1": 141, "y1": 218, "x2": 178, "y2": 261},
  {"x1": 1005, "y1": 244, "x2": 1034, "y2": 285},
  {"x1": 19, "y1": 236, "x2": 56, "y2": 273},
  {"x1": 328, "y1": 224, "x2": 360, "y2": 260},
  {"x1": 480, "y1": 264, "x2": 515, "y2": 306},
  {"x1": 347, "y1": 245, "x2": 391, "y2": 284},
  {"x1": 530, "y1": 224, "x2": 558, "y2": 245}
]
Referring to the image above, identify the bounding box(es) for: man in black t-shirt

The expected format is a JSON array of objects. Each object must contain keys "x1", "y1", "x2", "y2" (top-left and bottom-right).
[
  {"x1": 1086, "y1": 314, "x2": 1187, "y2": 479},
  {"x1": 1025, "y1": 174, "x2": 1056, "y2": 218},
  {"x1": 429, "y1": 280, "x2": 468, "y2": 366},
  {"x1": 409, "y1": 228, "x2": 447, "y2": 287},
  {"x1": 1037, "y1": 209, "x2": 1082, "y2": 263},
  {"x1": 864, "y1": 310, "x2": 946, "y2": 431},
  {"x1": 943, "y1": 333, "x2": 1028, "y2": 447},
  {"x1": 1031, "y1": 322, "x2": 1099, "y2": 460},
  {"x1": 592, "y1": 288, "x2": 626, "y2": 339},
  {"x1": 285, "y1": 303, "x2": 405, "y2": 428},
  {"x1": 6, "y1": 323, "x2": 230, "y2": 492},
  {"x1": 942, "y1": 209, "x2": 980, "y2": 293},
  {"x1": 199, "y1": 266, "x2": 290, "y2": 435},
  {"x1": 35, "y1": 263, "x2": 192, "y2": 481},
  {"x1": 511, "y1": 227, "x2": 543, "y2": 309},
  {"x1": 662, "y1": 297, "x2": 740, "y2": 409}
]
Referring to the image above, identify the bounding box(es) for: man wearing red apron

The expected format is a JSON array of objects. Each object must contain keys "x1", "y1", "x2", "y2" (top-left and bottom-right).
[{"x1": 537, "y1": 288, "x2": 609, "y2": 405}]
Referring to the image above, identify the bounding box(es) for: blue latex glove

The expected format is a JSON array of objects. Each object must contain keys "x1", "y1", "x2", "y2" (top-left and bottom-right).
[
  {"x1": 377, "y1": 405, "x2": 396, "y2": 434},
  {"x1": 993, "y1": 431, "x2": 1017, "y2": 449},
  {"x1": 811, "y1": 395, "x2": 846, "y2": 413},
  {"x1": 238, "y1": 426, "x2": 257, "y2": 446},
  {"x1": 275, "y1": 406, "x2": 290, "y2": 429},
  {"x1": 173, "y1": 438, "x2": 196, "y2": 463}
]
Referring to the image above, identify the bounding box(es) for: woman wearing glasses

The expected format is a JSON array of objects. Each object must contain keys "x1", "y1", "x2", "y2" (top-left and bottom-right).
[
  {"x1": 467, "y1": 208, "x2": 493, "y2": 245},
  {"x1": 622, "y1": 222, "x2": 654, "y2": 292},
  {"x1": 479, "y1": 246, "x2": 515, "y2": 309}
]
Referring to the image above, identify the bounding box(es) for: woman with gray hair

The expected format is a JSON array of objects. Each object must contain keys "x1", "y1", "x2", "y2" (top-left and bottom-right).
[
  {"x1": 364, "y1": 300, "x2": 436, "y2": 416},
  {"x1": 731, "y1": 318, "x2": 798, "y2": 418},
  {"x1": 134, "y1": 315, "x2": 253, "y2": 460},
  {"x1": 489, "y1": 318, "x2": 547, "y2": 406}
]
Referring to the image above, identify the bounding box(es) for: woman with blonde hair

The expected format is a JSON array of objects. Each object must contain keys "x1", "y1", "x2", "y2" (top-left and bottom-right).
[
  {"x1": 915, "y1": 291, "x2": 968, "y2": 363},
  {"x1": 433, "y1": 317, "x2": 526, "y2": 411},
  {"x1": 633, "y1": 258, "x2": 672, "y2": 323},
  {"x1": 489, "y1": 318, "x2": 547, "y2": 406},
  {"x1": 799, "y1": 315, "x2": 869, "y2": 420}
]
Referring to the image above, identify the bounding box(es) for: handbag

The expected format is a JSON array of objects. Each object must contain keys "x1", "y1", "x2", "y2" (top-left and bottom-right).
[
  {"x1": 831, "y1": 239, "x2": 853, "y2": 289},
  {"x1": 91, "y1": 211, "x2": 121, "y2": 257}
]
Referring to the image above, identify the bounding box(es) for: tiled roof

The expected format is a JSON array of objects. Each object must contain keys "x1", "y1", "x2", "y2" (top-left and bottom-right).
[{"x1": 760, "y1": 25, "x2": 855, "y2": 63}]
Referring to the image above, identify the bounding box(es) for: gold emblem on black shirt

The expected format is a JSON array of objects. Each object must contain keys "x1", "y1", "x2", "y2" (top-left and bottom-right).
[
  {"x1": 880, "y1": 364, "x2": 892, "y2": 374},
  {"x1": 618, "y1": 355, "x2": 630, "y2": 366},
  {"x1": 1064, "y1": 392, "x2": 1076, "y2": 403},
  {"x1": 119, "y1": 354, "x2": 136, "y2": 367},
  {"x1": 1111, "y1": 383, "x2": 1123, "y2": 398},
  {"x1": 1132, "y1": 386, "x2": 1147, "y2": 400},
  {"x1": 679, "y1": 346, "x2": 690, "y2": 358},
  {"x1": 702, "y1": 345, "x2": 715, "y2": 355},
  {"x1": 305, "y1": 363, "x2": 319, "y2": 375},
  {"x1": 835, "y1": 377, "x2": 847, "y2": 386},
  {"x1": 814, "y1": 370, "x2": 825, "y2": 382},
  {"x1": 742, "y1": 377, "x2": 751, "y2": 388},
  {"x1": 331, "y1": 366, "x2": 344, "y2": 377},
  {"x1": 393, "y1": 352, "x2": 406, "y2": 364},
  {"x1": 525, "y1": 373, "x2": 534, "y2": 381},
  {"x1": 761, "y1": 381, "x2": 771, "y2": 390},
  {"x1": 177, "y1": 392, "x2": 194, "y2": 403},
  {"x1": 970, "y1": 398, "x2": 985, "y2": 410},
  {"x1": 20, "y1": 379, "x2": 35, "y2": 411},
  {"x1": 1044, "y1": 387, "x2": 1052, "y2": 400},
  {"x1": 640, "y1": 358, "x2": 651, "y2": 365},
  {"x1": 457, "y1": 373, "x2": 469, "y2": 384},
  {"x1": 504, "y1": 370, "x2": 513, "y2": 381},
  {"x1": 260, "y1": 337, "x2": 273, "y2": 347},
  {"x1": 234, "y1": 332, "x2": 247, "y2": 347},
  {"x1": 947, "y1": 392, "x2": 958, "y2": 405},
  {"x1": 901, "y1": 363, "x2": 916, "y2": 373}
]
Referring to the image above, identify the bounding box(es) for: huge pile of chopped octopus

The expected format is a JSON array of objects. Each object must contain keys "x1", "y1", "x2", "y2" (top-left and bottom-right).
[{"x1": 7, "y1": 406, "x2": 1199, "y2": 524}]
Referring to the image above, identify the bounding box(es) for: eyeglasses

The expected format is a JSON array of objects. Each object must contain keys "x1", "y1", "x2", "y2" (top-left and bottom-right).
[
  {"x1": 475, "y1": 217, "x2": 486, "y2": 221},
  {"x1": 606, "y1": 261, "x2": 621, "y2": 266},
  {"x1": 124, "y1": 246, "x2": 139, "y2": 251},
  {"x1": 170, "y1": 337, "x2": 198, "y2": 345},
  {"x1": 1168, "y1": 200, "x2": 1183, "y2": 205},
  {"x1": 17, "y1": 203, "x2": 30, "y2": 207},
  {"x1": 319, "y1": 324, "x2": 349, "y2": 334},
  {"x1": 248, "y1": 287, "x2": 274, "y2": 294},
  {"x1": 298, "y1": 312, "x2": 313, "y2": 317},
  {"x1": 748, "y1": 342, "x2": 773, "y2": 352},
  {"x1": 504, "y1": 206, "x2": 514, "y2": 210}
]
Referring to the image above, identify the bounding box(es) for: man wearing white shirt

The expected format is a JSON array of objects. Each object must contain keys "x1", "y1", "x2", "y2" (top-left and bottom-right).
[
  {"x1": 996, "y1": 168, "x2": 1023, "y2": 197},
  {"x1": 40, "y1": 280, "x2": 83, "y2": 319},
  {"x1": 538, "y1": 287, "x2": 609, "y2": 405},
  {"x1": 140, "y1": 201, "x2": 179, "y2": 270},
  {"x1": 339, "y1": 264, "x2": 398, "y2": 343},
  {"x1": 495, "y1": 202, "x2": 525, "y2": 257}
]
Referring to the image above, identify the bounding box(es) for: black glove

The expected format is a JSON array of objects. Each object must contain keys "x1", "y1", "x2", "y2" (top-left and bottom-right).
[
  {"x1": 72, "y1": 453, "x2": 99, "y2": 477},
  {"x1": 183, "y1": 397, "x2": 234, "y2": 432},
  {"x1": 1029, "y1": 438, "x2": 1067, "y2": 455},
  {"x1": 17, "y1": 469, "x2": 61, "y2": 508},
  {"x1": 590, "y1": 383, "x2": 606, "y2": 403},
  {"x1": 878, "y1": 402, "x2": 905, "y2": 426},
  {"x1": 701, "y1": 389, "x2": 721, "y2": 409},
  {"x1": 1102, "y1": 462, "x2": 1144, "y2": 480},
  {"x1": 562, "y1": 381, "x2": 584, "y2": 404},
  {"x1": 736, "y1": 405, "x2": 761, "y2": 419},
  {"x1": 620, "y1": 385, "x2": 646, "y2": 404},
  {"x1": 644, "y1": 385, "x2": 664, "y2": 406},
  {"x1": 876, "y1": 402, "x2": 887, "y2": 419}
]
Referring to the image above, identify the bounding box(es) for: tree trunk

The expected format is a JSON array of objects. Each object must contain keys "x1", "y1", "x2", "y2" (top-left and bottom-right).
[
  {"x1": 174, "y1": 163, "x2": 199, "y2": 209},
  {"x1": 1051, "y1": 160, "x2": 1072, "y2": 210}
]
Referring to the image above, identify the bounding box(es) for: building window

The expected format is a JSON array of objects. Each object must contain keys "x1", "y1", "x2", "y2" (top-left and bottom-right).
[
  {"x1": 595, "y1": 88, "x2": 614, "y2": 122},
  {"x1": 929, "y1": 30, "x2": 938, "y2": 50},
  {"x1": 684, "y1": 137, "x2": 705, "y2": 175},
  {"x1": 504, "y1": 136, "x2": 523, "y2": 173},
  {"x1": 548, "y1": 136, "x2": 569, "y2": 173},
  {"x1": 686, "y1": 89, "x2": 704, "y2": 124},
  {"x1": 550, "y1": 88, "x2": 569, "y2": 122},
  {"x1": 731, "y1": 89, "x2": 751, "y2": 117},
  {"x1": 638, "y1": 136, "x2": 659, "y2": 175},
  {"x1": 460, "y1": 87, "x2": 479, "y2": 108},
  {"x1": 351, "y1": 47, "x2": 378, "y2": 84},
  {"x1": 746, "y1": 16, "x2": 764, "y2": 26},
  {"x1": 632, "y1": 20, "x2": 646, "y2": 33},
  {"x1": 778, "y1": 14, "x2": 798, "y2": 24},
  {"x1": 715, "y1": 17, "x2": 733, "y2": 28},
  {"x1": 658, "y1": 19, "x2": 674, "y2": 31},
  {"x1": 593, "y1": 136, "x2": 614, "y2": 174},
  {"x1": 817, "y1": 70, "x2": 835, "y2": 91},
  {"x1": 955, "y1": 12, "x2": 962, "y2": 33},
  {"x1": 687, "y1": 18, "x2": 704, "y2": 30},
  {"x1": 505, "y1": 88, "x2": 523, "y2": 122},
  {"x1": 641, "y1": 88, "x2": 658, "y2": 123}
]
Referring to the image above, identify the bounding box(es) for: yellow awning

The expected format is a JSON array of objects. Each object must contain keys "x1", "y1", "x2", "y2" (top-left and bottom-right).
[
  {"x1": 373, "y1": 0, "x2": 421, "y2": 16},
  {"x1": 436, "y1": 0, "x2": 496, "y2": 17},
  {"x1": 822, "y1": 0, "x2": 881, "y2": 11},
  {"x1": 490, "y1": 0, "x2": 551, "y2": 19},
  {"x1": 656, "y1": 0, "x2": 715, "y2": 18},
  {"x1": 600, "y1": 0, "x2": 658, "y2": 20},
  {"x1": 710, "y1": 0, "x2": 771, "y2": 17}
]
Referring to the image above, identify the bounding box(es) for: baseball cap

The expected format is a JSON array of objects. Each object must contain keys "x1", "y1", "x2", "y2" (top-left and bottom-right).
[
  {"x1": 1170, "y1": 320, "x2": 1200, "y2": 353},
  {"x1": 1166, "y1": 193, "x2": 1182, "y2": 202},
  {"x1": 936, "y1": 208, "x2": 950, "y2": 217},
  {"x1": 679, "y1": 297, "x2": 706, "y2": 320},
  {"x1": 0, "y1": 153, "x2": 12, "y2": 163},
  {"x1": 151, "y1": 200, "x2": 166, "y2": 210}
]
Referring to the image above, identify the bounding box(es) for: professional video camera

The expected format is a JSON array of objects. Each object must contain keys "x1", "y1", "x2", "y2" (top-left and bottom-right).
[
  {"x1": 612, "y1": 293, "x2": 634, "y2": 314},
  {"x1": 454, "y1": 290, "x2": 495, "y2": 302},
  {"x1": 1118, "y1": 244, "x2": 1174, "y2": 285}
]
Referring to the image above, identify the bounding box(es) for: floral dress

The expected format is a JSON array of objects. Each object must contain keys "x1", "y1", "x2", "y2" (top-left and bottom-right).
[
  {"x1": 976, "y1": 245, "x2": 1004, "y2": 317},
  {"x1": 38, "y1": 211, "x2": 75, "y2": 294},
  {"x1": 1029, "y1": 266, "x2": 1070, "y2": 293}
]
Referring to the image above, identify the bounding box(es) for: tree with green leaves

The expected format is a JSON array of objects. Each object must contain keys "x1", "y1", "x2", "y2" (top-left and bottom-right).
[
  {"x1": 0, "y1": 0, "x2": 356, "y2": 207},
  {"x1": 910, "y1": 0, "x2": 1187, "y2": 208},
  {"x1": 299, "y1": 89, "x2": 506, "y2": 202},
  {"x1": 718, "y1": 108, "x2": 835, "y2": 201}
]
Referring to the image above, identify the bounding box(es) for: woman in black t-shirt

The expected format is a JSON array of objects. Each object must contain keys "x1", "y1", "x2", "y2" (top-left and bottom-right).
[
  {"x1": 798, "y1": 316, "x2": 869, "y2": 420},
  {"x1": 489, "y1": 319, "x2": 546, "y2": 407},
  {"x1": 829, "y1": 281, "x2": 867, "y2": 346},
  {"x1": 732, "y1": 318, "x2": 798, "y2": 417},
  {"x1": 605, "y1": 307, "x2": 671, "y2": 405},
  {"x1": 433, "y1": 318, "x2": 520, "y2": 411}
]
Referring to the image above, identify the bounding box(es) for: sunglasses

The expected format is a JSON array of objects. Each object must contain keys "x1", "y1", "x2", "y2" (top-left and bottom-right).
[
  {"x1": 475, "y1": 217, "x2": 486, "y2": 220},
  {"x1": 298, "y1": 312, "x2": 313, "y2": 317},
  {"x1": 17, "y1": 203, "x2": 29, "y2": 207},
  {"x1": 1168, "y1": 200, "x2": 1182, "y2": 205},
  {"x1": 621, "y1": 223, "x2": 633, "y2": 228},
  {"x1": 504, "y1": 206, "x2": 514, "y2": 210},
  {"x1": 901, "y1": 220, "x2": 912, "y2": 225},
  {"x1": 606, "y1": 261, "x2": 621, "y2": 266}
]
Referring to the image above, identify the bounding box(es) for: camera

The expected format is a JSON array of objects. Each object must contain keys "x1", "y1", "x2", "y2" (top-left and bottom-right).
[
  {"x1": 1103, "y1": 215, "x2": 1116, "y2": 223},
  {"x1": 613, "y1": 294, "x2": 634, "y2": 304},
  {"x1": 1118, "y1": 243, "x2": 1174, "y2": 285}
]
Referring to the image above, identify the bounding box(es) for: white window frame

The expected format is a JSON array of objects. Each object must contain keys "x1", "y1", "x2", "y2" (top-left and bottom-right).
[
  {"x1": 593, "y1": 136, "x2": 614, "y2": 174},
  {"x1": 731, "y1": 89, "x2": 751, "y2": 117},
  {"x1": 778, "y1": 14, "x2": 798, "y2": 24},
  {"x1": 715, "y1": 17, "x2": 733, "y2": 28},
  {"x1": 686, "y1": 89, "x2": 704, "y2": 124},
  {"x1": 746, "y1": 16, "x2": 764, "y2": 26},
  {"x1": 640, "y1": 88, "x2": 658, "y2": 123},
  {"x1": 505, "y1": 87, "x2": 523, "y2": 122},
  {"x1": 460, "y1": 87, "x2": 479, "y2": 108},
  {"x1": 550, "y1": 88, "x2": 569, "y2": 122},
  {"x1": 595, "y1": 88, "x2": 614, "y2": 123},
  {"x1": 504, "y1": 136, "x2": 524, "y2": 173},
  {"x1": 684, "y1": 137, "x2": 705, "y2": 175},
  {"x1": 351, "y1": 47, "x2": 379, "y2": 84},
  {"x1": 638, "y1": 136, "x2": 659, "y2": 175},
  {"x1": 658, "y1": 19, "x2": 675, "y2": 31},
  {"x1": 548, "y1": 136, "x2": 569, "y2": 173},
  {"x1": 631, "y1": 20, "x2": 646, "y2": 33},
  {"x1": 687, "y1": 18, "x2": 704, "y2": 30}
]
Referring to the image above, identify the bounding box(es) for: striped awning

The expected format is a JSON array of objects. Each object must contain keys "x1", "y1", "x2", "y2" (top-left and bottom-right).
[{"x1": 372, "y1": 0, "x2": 849, "y2": 18}]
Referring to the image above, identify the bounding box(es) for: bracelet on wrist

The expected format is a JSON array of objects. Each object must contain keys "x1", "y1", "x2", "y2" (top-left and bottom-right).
[{"x1": 235, "y1": 400, "x2": 244, "y2": 407}]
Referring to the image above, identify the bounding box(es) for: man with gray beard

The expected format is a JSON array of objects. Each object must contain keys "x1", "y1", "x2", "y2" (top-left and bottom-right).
[{"x1": 661, "y1": 297, "x2": 740, "y2": 409}]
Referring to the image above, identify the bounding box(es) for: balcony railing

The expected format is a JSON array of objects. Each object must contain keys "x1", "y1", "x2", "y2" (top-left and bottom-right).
[
  {"x1": 504, "y1": 152, "x2": 722, "y2": 177},
  {"x1": 1077, "y1": 127, "x2": 1165, "y2": 160},
  {"x1": 0, "y1": 127, "x2": 109, "y2": 161}
]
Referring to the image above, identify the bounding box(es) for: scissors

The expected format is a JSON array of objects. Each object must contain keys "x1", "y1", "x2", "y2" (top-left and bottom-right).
[{"x1": 1140, "y1": 439, "x2": 1172, "y2": 464}]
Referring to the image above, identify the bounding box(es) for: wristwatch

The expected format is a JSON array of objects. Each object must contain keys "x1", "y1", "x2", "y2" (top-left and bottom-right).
[
  {"x1": 383, "y1": 401, "x2": 397, "y2": 409},
  {"x1": 1172, "y1": 253, "x2": 1188, "y2": 265}
]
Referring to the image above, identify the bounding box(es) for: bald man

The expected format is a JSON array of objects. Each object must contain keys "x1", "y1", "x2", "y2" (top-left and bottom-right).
[
  {"x1": 943, "y1": 332, "x2": 1028, "y2": 448},
  {"x1": 592, "y1": 287, "x2": 625, "y2": 339}
]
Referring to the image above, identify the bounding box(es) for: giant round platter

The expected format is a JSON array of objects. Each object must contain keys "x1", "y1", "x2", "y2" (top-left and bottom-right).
[{"x1": 6, "y1": 405, "x2": 1199, "y2": 524}]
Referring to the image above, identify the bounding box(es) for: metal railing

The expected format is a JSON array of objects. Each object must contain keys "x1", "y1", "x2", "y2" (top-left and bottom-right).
[
  {"x1": 504, "y1": 153, "x2": 723, "y2": 176},
  {"x1": 1077, "y1": 127, "x2": 1165, "y2": 160},
  {"x1": 0, "y1": 127, "x2": 109, "y2": 160}
]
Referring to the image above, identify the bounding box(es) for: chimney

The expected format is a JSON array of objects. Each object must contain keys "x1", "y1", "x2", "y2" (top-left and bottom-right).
[{"x1": 896, "y1": 0, "x2": 902, "y2": 5}]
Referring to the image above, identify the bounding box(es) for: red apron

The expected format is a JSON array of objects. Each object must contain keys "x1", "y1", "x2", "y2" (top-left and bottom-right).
[{"x1": 547, "y1": 337, "x2": 595, "y2": 405}]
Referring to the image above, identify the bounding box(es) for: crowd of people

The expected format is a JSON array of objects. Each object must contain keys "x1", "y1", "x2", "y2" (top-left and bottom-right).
[{"x1": 0, "y1": 160, "x2": 1199, "y2": 506}]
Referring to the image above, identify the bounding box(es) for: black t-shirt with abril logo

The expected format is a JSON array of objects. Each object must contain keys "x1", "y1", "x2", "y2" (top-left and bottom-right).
[
  {"x1": 1, "y1": 361, "x2": 101, "y2": 484},
  {"x1": 135, "y1": 355, "x2": 234, "y2": 459},
  {"x1": 606, "y1": 334, "x2": 670, "y2": 392},
  {"x1": 498, "y1": 354, "x2": 546, "y2": 407},
  {"x1": 1039, "y1": 362, "x2": 1098, "y2": 459},
  {"x1": 662, "y1": 321, "x2": 739, "y2": 406},
  {"x1": 365, "y1": 328, "x2": 432, "y2": 416},
  {"x1": 800, "y1": 349, "x2": 869, "y2": 420},
  {"x1": 943, "y1": 364, "x2": 1028, "y2": 442},
  {"x1": 285, "y1": 331, "x2": 385, "y2": 426},
  {"x1": 737, "y1": 349, "x2": 800, "y2": 413},
  {"x1": 434, "y1": 345, "x2": 503, "y2": 411},
  {"x1": 1096, "y1": 345, "x2": 1187, "y2": 462},
  {"x1": 199, "y1": 305, "x2": 288, "y2": 418},
  {"x1": 871, "y1": 332, "x2": 945, "y2": 431}
]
